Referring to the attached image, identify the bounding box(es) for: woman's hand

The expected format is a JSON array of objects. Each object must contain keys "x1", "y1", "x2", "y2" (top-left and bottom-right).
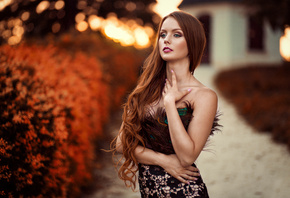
[
  {"x1": 160, "y1": 154, "x2": 199, "y2": 184},
  {"x1": 162, "y1": 70, "x2": 191, "y2": 104}
]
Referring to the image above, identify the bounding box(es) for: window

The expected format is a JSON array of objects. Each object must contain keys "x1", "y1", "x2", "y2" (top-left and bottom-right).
[
  {"x1": 248, "y1": 16, "x2": 264, "y2": 51},
  {"x1": 198, "y1": 14, "x2": 211, "y2": 64}
]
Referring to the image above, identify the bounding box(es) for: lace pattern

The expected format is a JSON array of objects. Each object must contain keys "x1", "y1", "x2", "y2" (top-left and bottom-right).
[{"x1": 138, "y1": 164, "x2": 209, "y2": 198}]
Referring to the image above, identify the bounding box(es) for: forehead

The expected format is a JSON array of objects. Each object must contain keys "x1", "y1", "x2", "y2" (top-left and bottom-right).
[{"x1": 160, "y1": 17, "x2": 182, "y2": 31}]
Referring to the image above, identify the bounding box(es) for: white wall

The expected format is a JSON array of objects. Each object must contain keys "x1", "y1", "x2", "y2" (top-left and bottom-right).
[{"x1": 181, "y1": 3, "x2": 282, "y2": 69}]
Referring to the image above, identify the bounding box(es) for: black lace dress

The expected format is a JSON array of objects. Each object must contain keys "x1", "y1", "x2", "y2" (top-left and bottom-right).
[{"x1": 138, "y1": 104, "x2": 220, "y2": 198}]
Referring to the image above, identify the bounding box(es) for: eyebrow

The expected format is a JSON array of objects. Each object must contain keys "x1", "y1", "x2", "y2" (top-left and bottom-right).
[{"x1": 160, "y1": 28, "x2": 182, "y2": 32}]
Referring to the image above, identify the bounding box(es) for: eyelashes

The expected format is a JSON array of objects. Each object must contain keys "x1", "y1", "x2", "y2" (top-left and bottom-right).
[
  {"x1": 174, "y1": 33, "x2": 182, "y2": 38},
  {"x1": 159, "y1": 32, "x2": 183, "y2": 38},
  {"x1": 160, "y1": 33, "x2": 166, "y2": 38}
]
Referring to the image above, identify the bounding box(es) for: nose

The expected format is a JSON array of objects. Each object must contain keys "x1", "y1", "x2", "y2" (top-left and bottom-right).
[
  {"x1": 164, "y1": 36, "x2": 170, "y2": 44},
  {"x1": 164, "y1": 39, "x2": 170, "y2": 44}
]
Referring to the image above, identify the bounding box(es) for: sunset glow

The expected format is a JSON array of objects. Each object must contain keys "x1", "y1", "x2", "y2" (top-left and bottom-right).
[
  {"x1": 84, "y1": 0, "x2": 183, "y2": 48},
  {"x1": 84, "y1": 15, "x2": 151, "y2": 48},
  {"x1": 280, "y1": 27, "x2": 290, "y2": 61},
  {"x1": 153, "y1": 0, "x2": 183, "y2": 17}
]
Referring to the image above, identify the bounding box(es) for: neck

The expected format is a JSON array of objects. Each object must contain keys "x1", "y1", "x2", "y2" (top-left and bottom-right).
[{"x1": 166, "y1": 60, "x2": 193, "y2": 86}]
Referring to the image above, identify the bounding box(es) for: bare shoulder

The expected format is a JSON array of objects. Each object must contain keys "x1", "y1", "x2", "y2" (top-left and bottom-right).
[
  {"x1": 187, "y1": 86, "x2": 217, "y2": 108},
  {"x1": 197, "y1": 87, "x2": 217, "y2": 100},
  {"x1": 189, "y1": 86, "x2": 217, "y2": 101}
]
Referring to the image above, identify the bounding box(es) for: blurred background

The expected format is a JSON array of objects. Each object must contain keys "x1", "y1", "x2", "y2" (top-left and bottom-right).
[{"x1": 0, "y1": 0, "x2": 289, "y2": 198}]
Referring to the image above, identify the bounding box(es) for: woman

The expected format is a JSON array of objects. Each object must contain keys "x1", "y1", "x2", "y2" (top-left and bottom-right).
[{"x1": 113, "y1": 11, "x2": 220, "y2": 197}]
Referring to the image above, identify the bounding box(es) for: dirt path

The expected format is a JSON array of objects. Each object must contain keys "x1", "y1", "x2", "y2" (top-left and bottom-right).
[
  {"x1": 82, "y1": 111, "x2": 140, "y2": 198},
  {"x1": 83, "y1": 66, "x2": 290, "y2": 198}
]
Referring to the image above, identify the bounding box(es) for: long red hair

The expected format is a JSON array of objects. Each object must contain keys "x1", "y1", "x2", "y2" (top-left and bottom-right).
[{"x1": 113, "y1": 11, "x2": 206, "y2": 189}]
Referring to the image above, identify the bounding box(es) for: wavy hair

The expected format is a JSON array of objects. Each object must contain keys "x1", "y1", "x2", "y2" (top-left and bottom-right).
[{"x1": 112, "y1": 11, "x2": 206, "y2": 189}]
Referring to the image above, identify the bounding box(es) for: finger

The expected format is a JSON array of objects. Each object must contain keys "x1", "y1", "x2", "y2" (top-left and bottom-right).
[
  {"x1": 162, "y1": 87, "x2": 167, "y2": 96},
  {"x1": 168, "y1": 78, "x2": 173, "y2": 87},
  {"x1": 179, "y1": 88, "x2": 191, "y2": 98},
  {"x1": 163, "y1": 79, "x2": 167, "y2": 91},
  {"x1": 181, "y1": 173, "x2": 198, "y2": 181},
  {"x1": 165, "y1": 79, "x2": 171, "y2": 89},
  {"x1": 186, "y1": 166, "x2": 199, "y2": 172},
  {"x1": 184, "y1": 170, "x2": 200, "y2": 177},
  {"x1": 185, "y1": 88, "x2": 192, "y2": 94},
  {"x1": 171, "y1": 70, "x2": 177, "y2": 86},
  {"x1": 177, "y1": 176, "x2": 190, "y2": 184}
]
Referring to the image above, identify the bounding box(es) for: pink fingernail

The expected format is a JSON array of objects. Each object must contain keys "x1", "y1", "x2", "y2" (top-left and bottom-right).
[
  {"x1": 171, "y1": 69, "x2": 173, "y2": 73},
  {"x1": 188, "y1": 89, "x2": 191, "y2": 92}
]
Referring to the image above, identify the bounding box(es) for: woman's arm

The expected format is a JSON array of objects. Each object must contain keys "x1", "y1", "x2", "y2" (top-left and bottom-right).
[
  {"x1": 163, "y1": 70, "x2": 217, "y2": 167},
  {"x1": 164, "y1": 89, "x2": 217, "y2": 167},
  {"x1": 116, "y1": 130, "x2": 162, "y2": 165},
  {"x1": 116, "y1": 126, "x2": 200, "y2": 183}
]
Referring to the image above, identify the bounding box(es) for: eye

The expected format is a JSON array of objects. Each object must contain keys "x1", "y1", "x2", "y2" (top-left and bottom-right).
[
  {"x1": 160, "y1": 32, "x2": 166, "y2": 38},
  {"x1": 174, "y1": 33, "x2": 182, "y2": 38}
]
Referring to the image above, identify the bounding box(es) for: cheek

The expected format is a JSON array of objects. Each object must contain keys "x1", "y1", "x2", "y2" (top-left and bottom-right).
[
  {"x1": 177, "y1": 40, "x2": 188, "y2": 54},
  {"x1": 158, "y1": 40, "x2": 163, "y2": 53}
]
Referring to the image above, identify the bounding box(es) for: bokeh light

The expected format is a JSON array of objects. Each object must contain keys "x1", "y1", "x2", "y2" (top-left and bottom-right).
[
  {"x1": 88, "y1": 0, "x2": 183, "y2": 48},
  {"x1": 280, "y1": 27, "x2": 290, "y2": 61},
  {"x1": 78, "y1": 0, "x2": 183, "y2": 48},
  {"x1": 76, "y1": 21, "x2": 89, "y2": 32},
  {"x1": 21, "y1": 12, "x2": 30, "y2": 21},
  {"x1": 0, "y1": 0, "x2": 12, "y2": 11},
  {"x1": 36, "y1": 1, "x2": 50, "y2": 14},
  {"x1": 125, "y1": 2, "x2": 137, "y2": 12},
  {"x1": 153, "y1": 0, "x2": 182, "y2": 17},
  {"x1": 52, "y1": 22, "x2": 61, "y2": 33},
  {"x1": 134, "y1": 27, "x2": 150, "y2": 47},
  {"x1": 88, "y1": 15, "x2": 102, "y2": 30},
  {"x1": 75, "y1": 12, "x2": 86, "y2": 23},
  {"x1": 101, "y1": 15, "x2": 139, "y2": 47},
  {"x1": 8, "y1": 35, "x2": 21, "y2": 45},
  {"x1": 74, "y1": 13, "x2": 153, "y2": 48},
  {"x1": 55, "y1": 0, "x2": 65, "y2": 10},
  {"x1": 1, "y1": 0, "x2": 180, "y2": 48}
]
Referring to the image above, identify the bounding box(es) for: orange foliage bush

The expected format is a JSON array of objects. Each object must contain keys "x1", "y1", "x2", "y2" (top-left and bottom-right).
[
  {"x1": 0, "y1": 32, "x2": 145, "y2": 197},
  {"x1": 51, "y1": 33, "x2": 145, "y2": 110},
  {"x1": 0, "y1": 44, "x2": 110, "y2": 197}
]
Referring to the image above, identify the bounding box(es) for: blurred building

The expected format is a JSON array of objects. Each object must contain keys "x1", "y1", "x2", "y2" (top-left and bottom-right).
[{"x1": 179, "y1": 0, "x2": 282, "y2": 69}]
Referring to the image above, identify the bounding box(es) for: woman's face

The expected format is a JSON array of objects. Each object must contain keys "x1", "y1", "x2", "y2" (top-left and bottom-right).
[{"x1": 159, "y1": 17, "x2": 188, "y2": 63}]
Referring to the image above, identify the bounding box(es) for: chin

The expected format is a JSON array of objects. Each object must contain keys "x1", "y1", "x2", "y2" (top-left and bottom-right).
[
  {"x1": 161, "y1": 56, "x2": 178, "y2": 62},
  {"x1": 161, "y1": 54, "x2": 189, "y2": 63},
  {"x1": 160, "y1": 54, "x2": 173, "y2": 61}
]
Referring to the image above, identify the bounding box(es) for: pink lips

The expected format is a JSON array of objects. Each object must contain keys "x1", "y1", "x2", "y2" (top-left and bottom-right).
[{"x1": 163, "y1": 47, "x2": 173, "y2": 53}]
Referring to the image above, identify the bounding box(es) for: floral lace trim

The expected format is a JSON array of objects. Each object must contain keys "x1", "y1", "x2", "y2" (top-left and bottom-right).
[{"x1": 138, "y1": 164, "x2": 209, "y2": 198}]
